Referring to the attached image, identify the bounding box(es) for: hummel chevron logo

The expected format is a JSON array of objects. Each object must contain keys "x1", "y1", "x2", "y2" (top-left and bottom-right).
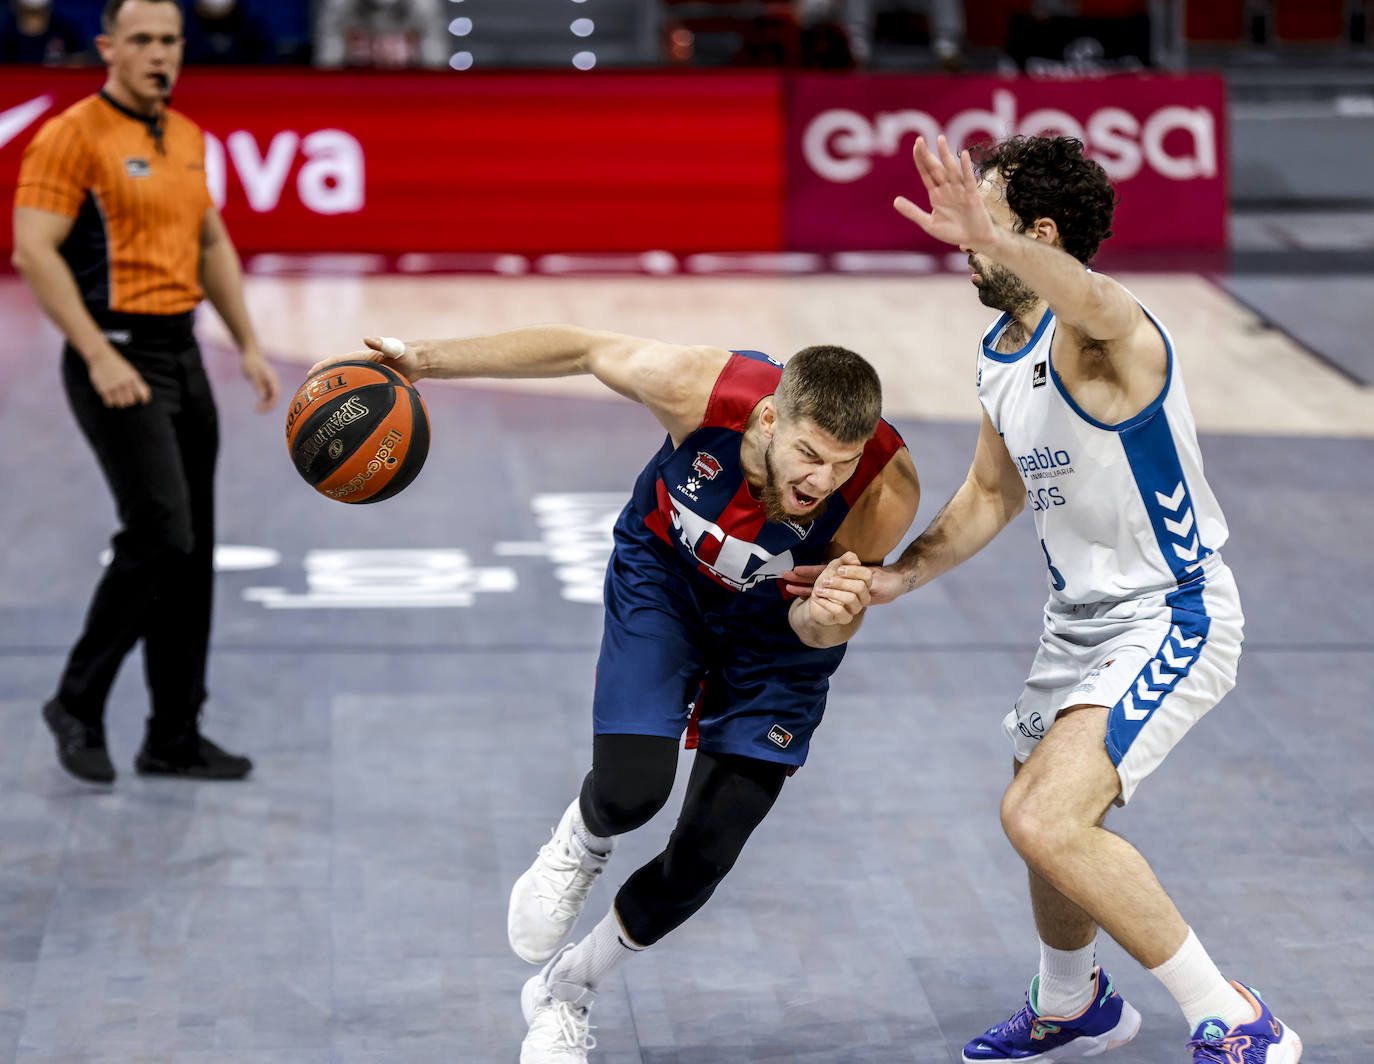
[
  {"x1": 0, "y1": 95, "x2": 54, "y2": 152},
  {"x1": 1172, "y1": 535, "x2": 1199, "y2": 562},
  {"x1": 1171, "y1": 625, "x2": 1203, "y2": 649},
  {"x1": 1159, "y1": 641, "x2": 1190, "y2": 670},
  {"x1": 1149, "y1": 660, "x2": 1175, "y2": 685},
  {"x1": 1135, "y1": 678, "x2": 1164, "y2": 703},
  {"x1": 1120, "y1": 693, "x2": 1150, "y2": 721},
  {"x1": 1155, "y1": 482, "x2": 1186, "y2": 511},
  {"x1": 1163, "y1": 509, "x2": 1195, "y2": 538}
]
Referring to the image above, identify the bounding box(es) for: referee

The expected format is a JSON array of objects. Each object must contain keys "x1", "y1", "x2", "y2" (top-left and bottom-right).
[{"x1": 12, "y1": 0, "x2": 279, "y2": 783}]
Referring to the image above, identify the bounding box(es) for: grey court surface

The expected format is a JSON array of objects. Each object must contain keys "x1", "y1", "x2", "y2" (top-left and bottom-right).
[{"x1": 1, "y1": 276, "x2": 1372, "y2": 1063}]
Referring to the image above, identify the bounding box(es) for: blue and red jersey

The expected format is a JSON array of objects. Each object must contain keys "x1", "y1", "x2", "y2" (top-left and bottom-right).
[{"x1": 617, "y1": 350, "x2": 905, "y2": 597}]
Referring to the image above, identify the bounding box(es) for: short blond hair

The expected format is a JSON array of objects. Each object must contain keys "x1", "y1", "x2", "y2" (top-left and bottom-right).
[{"x1": 775, "y1": 345, "x2": 882, "y2": 444}]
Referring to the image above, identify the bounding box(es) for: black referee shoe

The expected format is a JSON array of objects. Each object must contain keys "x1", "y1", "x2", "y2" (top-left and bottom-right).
[
  {"x1": 135, "y1": 730, "x2": 253, "y2": 780},
  {"x1": 42, "y1": 698, "x2": 116, "y2": 784}
]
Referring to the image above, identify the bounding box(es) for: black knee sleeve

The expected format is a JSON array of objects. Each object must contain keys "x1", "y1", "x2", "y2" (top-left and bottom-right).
[
  {"x1": 614, "y1": 751, "x2": 787, "y2": 946},
  {"x1": 578, "y1": 733, "x2": 680, "y2": 837}
]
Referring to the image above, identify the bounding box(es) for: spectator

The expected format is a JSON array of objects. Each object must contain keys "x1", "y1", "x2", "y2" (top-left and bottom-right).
[
  {"x1": 184, "y1": 0, "x2": 275, "y2": 65},
  {"x1": 0, "y1": 0, "x2": 88, "y2": 65},
  {"x1": 314, "y1": 0, "x2": 447, "y2": 69}
]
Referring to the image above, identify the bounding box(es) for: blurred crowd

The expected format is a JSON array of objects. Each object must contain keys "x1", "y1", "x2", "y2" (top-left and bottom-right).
[
  {"x1": 0, "y1": 0, "x2": 1073, "y2": 72},
  {"x1": 2, "y1": 0, "x2": 1368, "y2": 73},
  {"x1": 0, "y1": 0, "x2": 451, "y2": 67}
]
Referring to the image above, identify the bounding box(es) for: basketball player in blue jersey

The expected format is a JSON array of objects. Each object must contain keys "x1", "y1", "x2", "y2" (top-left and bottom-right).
[
  {"x1": 792, "y1": 134, "x2": 1300, "y2": 1064},
  {"x1": 311, "y1": 327, "x2": 920, "y2": 1062}
]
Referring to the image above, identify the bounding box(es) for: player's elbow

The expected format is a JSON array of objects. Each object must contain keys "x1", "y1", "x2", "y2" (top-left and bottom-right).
[{"x1": 1004, "y1": 484, "x2": 1027, "y2": 520}]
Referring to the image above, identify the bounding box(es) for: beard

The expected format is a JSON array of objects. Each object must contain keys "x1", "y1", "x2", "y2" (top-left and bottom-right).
[
  {"x1": 761, "y1": 441, "x2": 828, "y2": 527},
  {"x1": 974, "y1": 258, "x2": 1039, "y2": 316}
]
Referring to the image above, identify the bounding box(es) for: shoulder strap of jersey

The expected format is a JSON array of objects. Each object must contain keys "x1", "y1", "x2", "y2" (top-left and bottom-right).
[
  {"x1": 839, "y1": 418, "x2": 906, "y2": 506},
  {"x1": 702, "y1": 351, "x2": 782, "y2": 430}
]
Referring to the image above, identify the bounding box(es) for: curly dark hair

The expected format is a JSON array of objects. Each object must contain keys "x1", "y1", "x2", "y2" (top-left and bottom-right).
[{"x1": 973, "y1": 136, "x2": 1117, "y2": 266}]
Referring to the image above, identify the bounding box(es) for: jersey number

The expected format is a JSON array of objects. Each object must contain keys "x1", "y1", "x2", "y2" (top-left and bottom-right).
[{"x1": 1040, "y1": 539, "x2": 1066, "y2": 591}]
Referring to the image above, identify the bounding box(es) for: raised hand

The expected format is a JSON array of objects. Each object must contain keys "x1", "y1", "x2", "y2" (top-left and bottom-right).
[{"x1": 893, "y1": 134, "x2": 997, "y2": 252}]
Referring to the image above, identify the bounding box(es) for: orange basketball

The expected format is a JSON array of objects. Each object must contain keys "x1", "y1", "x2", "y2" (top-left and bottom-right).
[{"x1": 285, "y1": 360, "x2": 430, "y2": 504}]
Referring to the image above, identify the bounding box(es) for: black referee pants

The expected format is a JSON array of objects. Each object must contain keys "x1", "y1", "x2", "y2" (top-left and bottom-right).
[{"x1": 56, "y1": 314, "x2": 219, "y2": 741}]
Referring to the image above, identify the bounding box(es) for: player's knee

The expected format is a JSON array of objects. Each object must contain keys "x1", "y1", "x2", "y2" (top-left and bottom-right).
[
  {"x1": 1000, "y1": 785, "x2": 1066, "y2": 865},
  {"x1": 580, "y1": 773, "x2": 673, "y2": 836},
  {"x1": 661, "y1": 840, "x2": 734, "y2": 900}
]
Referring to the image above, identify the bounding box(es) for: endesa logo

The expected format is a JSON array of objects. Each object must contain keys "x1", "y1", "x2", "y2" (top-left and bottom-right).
[{"x1": 802, "y1": 88, "x2": 1216, "y2": 184}]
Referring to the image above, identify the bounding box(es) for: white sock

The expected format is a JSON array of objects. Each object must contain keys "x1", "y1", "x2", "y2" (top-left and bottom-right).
[
  {"x1": 1148, "y1": 928, "x2": 1252, "y2": 1031},
  {"x1": 546, "y1": 908, "x2": 644, "y2": 1004},
  {"x1": 568, "y1": 800, "x2": 615, "y2": 857},
  {"x1": 1035, "y1": 937, "x2": 1098, "y2": 1018}
]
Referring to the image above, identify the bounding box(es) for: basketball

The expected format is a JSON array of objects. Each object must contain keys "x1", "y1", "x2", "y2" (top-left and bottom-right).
[{"x1": 285, "y1": 360, "x2": 430, "y2": 504}]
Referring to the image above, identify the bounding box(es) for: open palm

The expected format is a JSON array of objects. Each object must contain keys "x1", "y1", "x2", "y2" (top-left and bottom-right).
[{"x1": 894, "y1": 134, "x2": 998, "y2": 251}]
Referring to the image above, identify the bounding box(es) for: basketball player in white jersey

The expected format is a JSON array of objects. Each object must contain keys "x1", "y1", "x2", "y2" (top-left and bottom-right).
[{"x1": 788, "y1": 134, "x2": 1300, "y2": 1064}]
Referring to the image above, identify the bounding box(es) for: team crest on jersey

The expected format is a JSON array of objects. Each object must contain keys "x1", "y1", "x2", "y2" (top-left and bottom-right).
[
  {"x1": 124, "y1": 157, "x2": 151, "y2": 178},
  {"x1": 692, "y1": 452, "x2": 723, "y2": 481},
  {"x1": 1032, "y1": 360, "x2": 1047, "y2": 388}
]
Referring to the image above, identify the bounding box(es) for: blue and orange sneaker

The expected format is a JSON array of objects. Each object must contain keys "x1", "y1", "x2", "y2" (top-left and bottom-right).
[
  {"x1": 1188, "y1": 982, "x2": 1302, "y2": 1063},
  {"x1": 963, "y1": 968, "x2": 1141, "y2": 1062}
]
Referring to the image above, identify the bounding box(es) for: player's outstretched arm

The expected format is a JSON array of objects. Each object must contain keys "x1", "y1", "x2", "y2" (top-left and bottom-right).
[
  {"x1": 311, "y1": 327, "x2": 730, "y2": 444},
  {"x1": 895, "y1": 134, "x2": 1140, "y2": 343},
  {"x1": 887, "y1": 409, "x2": 1024, "y2": 594}
]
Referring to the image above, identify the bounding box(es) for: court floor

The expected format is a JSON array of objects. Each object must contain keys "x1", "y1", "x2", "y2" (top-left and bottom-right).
[{"x1": 1, "y1": 270, "x2": 1371, "y2": 1062}]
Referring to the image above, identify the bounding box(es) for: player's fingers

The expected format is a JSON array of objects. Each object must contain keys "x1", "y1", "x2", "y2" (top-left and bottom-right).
[
  {"x1": 960, "y1": 147, "x2": 978, "y2": 187},
  {"x1": 912, "y1": 136, "x2": 941, "y2": 187},
  {"x1": 809, "y1": 594, "x2": 844, "y2": 625},
  {"x1": 364, "y1": 336, "x2": 407, "y2": 359},
  {"x1": 780, "y1": 563, "x2": 827, "y2": 586},
  {"x1": 821, "y1": 579, "x2": 871, "y2": 611},
  {"x1": 937, "y1": 134, "x2": 962, "y2": 179},
  {"x1": 783, "y1": 583, "x2": 815, "y2": 599},
  {"x1": 832, "y1": 566, "x2": 874, "y2": 590},
  {"x1": 308, "y1": 351, "x2": 371, "y2": 375},
  {"x1": 894, "y1": 197, "x2": 935, "y2": 231}
]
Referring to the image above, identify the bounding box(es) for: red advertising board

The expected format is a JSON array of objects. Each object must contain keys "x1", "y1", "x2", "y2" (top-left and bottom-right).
[
  {"x1": 1, "y1": 69, "x2": 1225, "y2": 259},
  {"x1": 0, "y1": 69, "x2": 785, "y2": 255},
  {"x1": 786, "y1": 73, "x2": 1227, "y2": 254}
]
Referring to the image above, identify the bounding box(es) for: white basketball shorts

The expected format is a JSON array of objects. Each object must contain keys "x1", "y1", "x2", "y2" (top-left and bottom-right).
[{"x1": 1002, "y1": 555, "x2": 1243, "y2": 805}]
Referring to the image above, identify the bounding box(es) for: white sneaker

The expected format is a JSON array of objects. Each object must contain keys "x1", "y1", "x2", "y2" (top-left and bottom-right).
[
  {"x1": 508, "y1": 801, "x2": 613, "y2": 964},
  {"x1": 520, "y1": 947, "x2": 596, "y2": 1063}
]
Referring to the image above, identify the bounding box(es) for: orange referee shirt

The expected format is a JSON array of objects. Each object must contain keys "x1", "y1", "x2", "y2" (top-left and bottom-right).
[{"x1": 15, "y1": 91, "x2": 212, "y2": 318}]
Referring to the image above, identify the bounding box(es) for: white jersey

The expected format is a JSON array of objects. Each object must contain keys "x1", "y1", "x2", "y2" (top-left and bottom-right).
[{"x1": 977, "y1": 301, "x2": 1228, "y2": 605}]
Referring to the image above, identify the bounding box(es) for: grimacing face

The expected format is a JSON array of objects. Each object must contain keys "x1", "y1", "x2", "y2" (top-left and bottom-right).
[
  {"x1": 760, "y1": 413, "x2": 865, "y2": 527},
  {"x1": 99, "y1": 0, "x2": 184, "y2": 112},
  {"x1": 965, "y1": 173, "x2": 1040, "y2": 317}
]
